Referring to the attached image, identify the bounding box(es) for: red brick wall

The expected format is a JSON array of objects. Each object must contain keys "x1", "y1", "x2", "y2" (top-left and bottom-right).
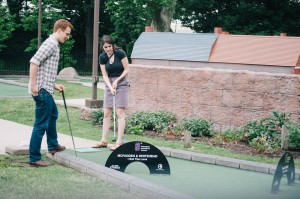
[{"x1": 128, "y1": 64, "x2": 300, "y2": 130}]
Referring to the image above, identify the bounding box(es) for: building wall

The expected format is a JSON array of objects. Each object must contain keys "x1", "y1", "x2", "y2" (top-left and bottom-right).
[{"x1": 128, "y1": 64, "x2": 300, "y2": 130}]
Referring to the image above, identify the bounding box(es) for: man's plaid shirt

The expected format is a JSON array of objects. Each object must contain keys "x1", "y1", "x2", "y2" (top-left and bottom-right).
[{"x1": 29, "y1": 35, "x2": 60, "y2": 94}]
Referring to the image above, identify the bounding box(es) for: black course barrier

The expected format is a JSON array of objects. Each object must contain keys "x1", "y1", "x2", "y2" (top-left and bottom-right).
[
  {"x1": 271, "y1": 152, "x2": 295, "y2": 193},
  {"x1": 105, "y1": 141, "x2": 170, "y2": 175}
]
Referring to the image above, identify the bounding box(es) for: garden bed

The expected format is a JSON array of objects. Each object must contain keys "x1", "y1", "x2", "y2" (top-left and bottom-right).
[{"x1": 144, "y1": 131, "x2": 300, "y2": 160}]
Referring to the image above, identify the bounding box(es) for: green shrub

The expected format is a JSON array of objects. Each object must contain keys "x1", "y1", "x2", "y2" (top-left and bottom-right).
[
  {"x1": 240, "y1": 121, "x2": 269, "y2": 143},
  {"x1": 240, "y1": 112, "x2": 290, "y2": 144},
  {"x1": 91, "y1": 108, "x2": 104, "y2": 125},
  {"x1": 125, "y1": 124, "x2": 144, "y2": 135},
  {"x1": 125, "y1": 111, "x2": 177, "y2": 135},
  {"x1": 125, "y1": 112, "x2": 146, "y2": 135},
  {"x1": 286, "y1": 122, "x2": 300, "y2": 148},
  {"x1": 239, "y1": 111, "x2": 292, "y2": 154},
  {"x1": 154, "y1": 111, "x2": 177, "y2": 132},
  {"x1": 249, "y1": 136, "x2": 281, "y2": 154},
  {"x1": 224, "y1": 129, "x2": 244, "y2": 142},
  {"x1": 261, "y1": 112, "x2": 290, "y2": 137},
  {"x1": 179, "y1": 117, "x2": 213, "y2": 137},
  {"x1": 212, "y1": 129, "x2": 243, "y2": 143}
]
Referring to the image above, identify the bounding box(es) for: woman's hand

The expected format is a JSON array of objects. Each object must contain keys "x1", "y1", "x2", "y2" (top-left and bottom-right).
[
  {"x1": 110, "y1": 79, "x2": 118, "y2": 95},
  {"x1": 110, "y1": 87, "x2": 116, "y2": 95},
  {"x1": 112, "y1": 79, "x2": 119, "y2": 89}
]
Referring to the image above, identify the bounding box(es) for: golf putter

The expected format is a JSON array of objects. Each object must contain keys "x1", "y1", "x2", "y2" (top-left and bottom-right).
[
  {"x1": 62, "y1": 90, "x2": 77, "y2": 157},
  {"x1": 112, "y1": 95, "x2": 117, "y2": 142}
]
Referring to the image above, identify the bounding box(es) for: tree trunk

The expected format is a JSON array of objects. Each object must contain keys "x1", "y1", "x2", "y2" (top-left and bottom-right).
[
  {"x1": 7, "y1": 0, "x2": 25, "y2": 22},
  {"x1": 151, "y1": 0, "x2": 177, "y2": 32},
  {"x1": 85, "y1": 0, "x2": 94, "y2": 68}
]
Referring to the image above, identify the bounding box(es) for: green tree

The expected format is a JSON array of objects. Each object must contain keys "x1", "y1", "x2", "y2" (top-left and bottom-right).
[
  {"x1": 106, "y1": 0, "x2": 176, "y2": 58},
  {"x1": 105, "y1": 0, "x2": 147, "y2": 57},
  {"x1": 0, "y1": 1, "x2": 16, "y2": 51},
  {"x1": 3, "y1": 0, "x2": 113, "y2": 54},
  {"x1": 20, "y1": 0, "x2": 74, "y2": 53},
  {"x1": 5, "y1": 0, "x2": 35, "y2": 51},
  {"x1": 175, "y1": 0, "x2": 300, "y2": 36},
  {"x1": 57, "y1": 0, "x2": 113, "y2": 54},
  {"x1": 3, "y1": 0, "x2": 178, "y2": 57}
]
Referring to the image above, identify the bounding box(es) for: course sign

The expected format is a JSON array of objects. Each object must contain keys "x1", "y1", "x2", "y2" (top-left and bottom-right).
[
  {"x1": 105, "y1": 141, "x2": 170, "y2": 175},
  {"x1": 271, "y1": 152, "x2": 295, "y2": 193}
]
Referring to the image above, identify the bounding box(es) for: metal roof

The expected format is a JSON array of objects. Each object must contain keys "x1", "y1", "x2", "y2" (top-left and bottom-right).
[
  {"x1": 131, "y1": 32, "x2": 218, "y2": 62},
  {"x1": 209, "y1": 34, "x2": 300, "y2": 67}
]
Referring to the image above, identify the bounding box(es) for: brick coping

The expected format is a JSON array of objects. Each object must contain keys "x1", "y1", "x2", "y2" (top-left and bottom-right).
[{"x1": 158, "y1": 147, "x2": 300, "y2": 179}]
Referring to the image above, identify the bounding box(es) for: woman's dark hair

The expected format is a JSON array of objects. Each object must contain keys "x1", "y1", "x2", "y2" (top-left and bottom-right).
[{"x1": 100, "y1": 35, "x2": 121, "y2": 51}]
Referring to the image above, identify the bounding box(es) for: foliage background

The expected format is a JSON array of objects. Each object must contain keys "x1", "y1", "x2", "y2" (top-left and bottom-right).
[
  {"x1": 1, "y1": 0, "x2": 299, "y2": 58},
  {"x1": 175, "y1": 0, "x2": 300, "y2": 36}
]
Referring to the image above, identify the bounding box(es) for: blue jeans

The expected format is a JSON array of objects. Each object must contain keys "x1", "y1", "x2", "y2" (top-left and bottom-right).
[{"x1": 29, "y1": 88, "x2": 59, "y2": 162}]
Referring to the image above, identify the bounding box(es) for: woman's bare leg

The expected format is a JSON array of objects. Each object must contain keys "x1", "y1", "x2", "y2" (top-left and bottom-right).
[
  {"x1": 101, "y1": 108, "x2": 112, "y2": 142},
  {"x1": 116, "y1": 108, "x2": 126, "y2": 145}
]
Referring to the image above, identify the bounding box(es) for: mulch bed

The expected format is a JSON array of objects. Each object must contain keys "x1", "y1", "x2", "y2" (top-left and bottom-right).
[{"x1": 144, "y1": 131, "x2": 300, "y2": 160}]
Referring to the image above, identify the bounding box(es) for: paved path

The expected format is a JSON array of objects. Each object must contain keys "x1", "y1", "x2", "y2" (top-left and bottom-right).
[{"x1": 0, "y1": 119, "x2": 97, "y2": 155}]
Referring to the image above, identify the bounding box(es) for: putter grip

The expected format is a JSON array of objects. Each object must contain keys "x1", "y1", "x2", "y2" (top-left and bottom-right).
[{"x1": 62, "y1": 91, "x2": 67, "y2": 109}]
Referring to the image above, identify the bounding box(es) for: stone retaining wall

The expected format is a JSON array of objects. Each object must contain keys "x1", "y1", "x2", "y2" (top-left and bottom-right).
[{"x1": 128, "y1": 64, "x2": 300, "y2": 130}]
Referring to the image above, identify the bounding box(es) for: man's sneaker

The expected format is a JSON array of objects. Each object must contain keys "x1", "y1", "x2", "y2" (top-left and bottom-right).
[
  {"x1": 29, "y1": 160, "x2": 51, "y2": 167},
  {"x1": 48, "y1": 145, "x2": 66, "y2": 154}
]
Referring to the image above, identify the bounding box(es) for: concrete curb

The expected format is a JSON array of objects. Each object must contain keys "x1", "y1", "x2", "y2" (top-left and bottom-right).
[
  {"x1": 158, "y1": 147, "x2": 300, "y2": 179},
  {"x1": 0, "y1": 78, "x2": 28, "y2": 87},
  {"x1": 5, "y1": 145, "x2": 30, "y2": 155},
  {"x1": 47, "y1": 152, "x2": 194, "y2": 199}
]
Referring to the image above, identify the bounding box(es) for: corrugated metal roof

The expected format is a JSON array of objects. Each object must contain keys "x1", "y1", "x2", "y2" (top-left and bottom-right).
[
  {"x1": 209, "y1": 34, "x2": 300, "y2": 66},
  {"x1": 131, "y1": 32, "x2": 218, "y2": 62}
]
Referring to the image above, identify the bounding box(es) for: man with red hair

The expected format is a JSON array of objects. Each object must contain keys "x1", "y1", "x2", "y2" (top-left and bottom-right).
[{"x1": 28, "y1": 19, "x2": 73, "y2": 167}]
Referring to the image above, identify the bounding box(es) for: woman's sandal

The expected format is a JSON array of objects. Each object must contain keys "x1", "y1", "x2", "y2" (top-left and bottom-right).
[
  {"x1": 92, "y1": 141, "x2": 108, "y2": 148},
  {"x1": 110, "y1": 143, "x2": 122, "y2": 151}
]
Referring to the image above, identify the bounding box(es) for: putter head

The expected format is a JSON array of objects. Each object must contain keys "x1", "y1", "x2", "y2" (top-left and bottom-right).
[{"x1": 112, "y1": 138, "x2": 117, "y2": 142}]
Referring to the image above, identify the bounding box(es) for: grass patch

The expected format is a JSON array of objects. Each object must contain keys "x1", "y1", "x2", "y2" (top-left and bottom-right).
[
  {"x1": 54, "y1": 79, "x2": 104, "y2": 100},
  {"x1": 0, "y1": 155, "x2": 138, "y2": 199}
]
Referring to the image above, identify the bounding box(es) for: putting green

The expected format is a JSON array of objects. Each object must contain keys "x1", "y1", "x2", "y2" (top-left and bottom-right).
[
  {"x1": 65, "y1": 149, "x2": 300, "y2": 199},
  {"x1": 0, "y1": 82, "x2": 30, "y2": 98}
]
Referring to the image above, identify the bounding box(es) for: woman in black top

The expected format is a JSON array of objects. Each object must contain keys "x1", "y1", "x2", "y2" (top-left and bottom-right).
[{"x1": 92, "y1": 35, "x2": 130, "y2": 151}]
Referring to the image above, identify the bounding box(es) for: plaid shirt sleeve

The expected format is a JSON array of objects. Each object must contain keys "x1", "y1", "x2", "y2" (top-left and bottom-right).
[{"x1": 30, "y1": 42, "x2": 56, "y2": 66}]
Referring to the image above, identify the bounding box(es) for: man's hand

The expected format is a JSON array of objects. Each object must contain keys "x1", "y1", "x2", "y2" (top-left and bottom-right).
[
  {"x1": 29, "y1": 63, "x2": 39, "y2": 96},
  {"x1": 31, "y1": 84, "x2": 39, "y2": 96},
  {"x1": 55, "y1": 84, "x2": 64, "y2": 92}
]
